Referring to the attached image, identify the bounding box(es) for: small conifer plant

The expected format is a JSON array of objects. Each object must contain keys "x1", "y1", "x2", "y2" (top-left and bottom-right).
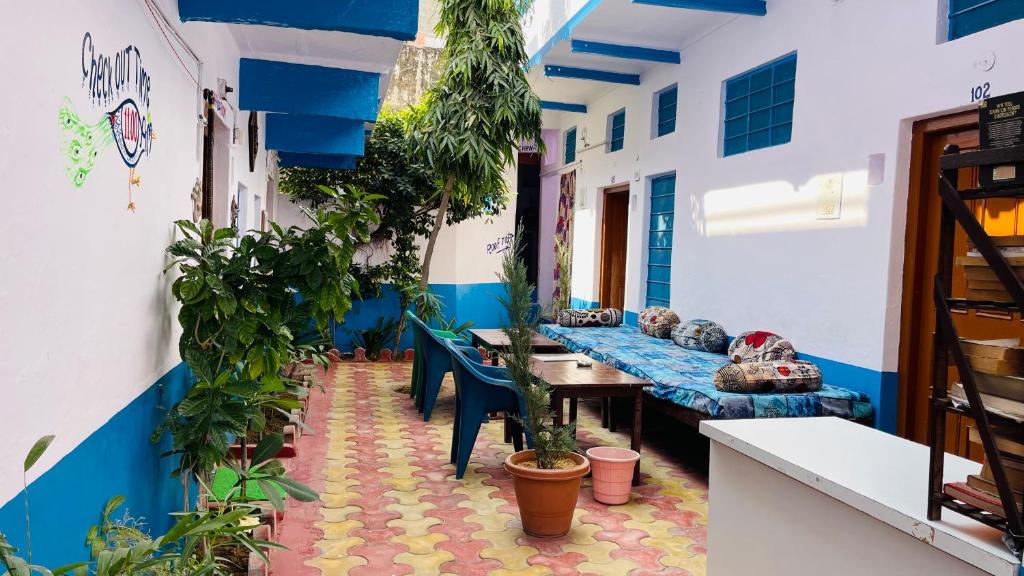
[{"x1": 498, "y1": 227, "x2": 576, "y2": 469}]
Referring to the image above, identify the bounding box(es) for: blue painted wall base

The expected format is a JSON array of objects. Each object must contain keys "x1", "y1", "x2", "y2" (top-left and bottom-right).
[
  {"x1": 0, "y1": 363, "x2": 192, "y2": 568},
  {"x1": 334, "y1": 282, "x2": 509, "y2": 352}
]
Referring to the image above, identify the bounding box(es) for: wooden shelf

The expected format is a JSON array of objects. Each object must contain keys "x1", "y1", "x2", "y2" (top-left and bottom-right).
[
  {"x1": 939, "y1": 144, "x2": 1024, "y2": 170},
  {"x1": 928, "y1": 143, "x2": 1024, "y2": 561},
  {"x1": 948, "y1": 298, "x2": 1024, "y2": 312}
]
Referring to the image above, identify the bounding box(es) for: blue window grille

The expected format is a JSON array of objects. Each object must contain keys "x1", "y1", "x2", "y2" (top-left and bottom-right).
[
  {"x1": 949, "y1": 0, "x2": 1024, "y2": 40},
  {"x1": 609, "y1": 110, "x2": 625, "y2": 152},
  {"x1": 564, "y1": 127, "x2": 577, "y2": 164},
  {"x1": 656, "y1": 86, "x2": 677, "y2": 137},
  {"x1": 723, "y1": 53, "x2": 796, "y2": 157},
  {"x1": 646, "y1": 174, "x2": 675, "y2": 308}
]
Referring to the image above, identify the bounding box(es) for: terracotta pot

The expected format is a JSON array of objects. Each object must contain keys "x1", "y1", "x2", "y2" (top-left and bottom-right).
[{"x1": 504, "y1": 450, "x2": 590, "y2": 537}]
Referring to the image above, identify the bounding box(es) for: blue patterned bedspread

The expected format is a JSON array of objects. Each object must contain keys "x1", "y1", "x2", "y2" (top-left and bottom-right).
[{"x1": 539, "y1": 324, "x2": 873, "y2": 421}]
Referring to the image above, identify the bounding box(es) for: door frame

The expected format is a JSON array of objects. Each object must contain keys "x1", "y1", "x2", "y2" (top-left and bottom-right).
[
  {"x1": 897, "y1": 110, "x2": 979, "y2": 439},
  {"x1": 599, "y1": 184, "x2": 630, "y2": 309}
]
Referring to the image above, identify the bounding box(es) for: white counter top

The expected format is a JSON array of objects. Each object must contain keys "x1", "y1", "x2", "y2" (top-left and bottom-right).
[{"x1": 700, "y1": 417, "x2": 1021, "y2": 576}]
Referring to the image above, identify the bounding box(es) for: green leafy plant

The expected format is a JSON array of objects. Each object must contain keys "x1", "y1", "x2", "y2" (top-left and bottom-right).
[
  {"x1": 351, "y1": 317, "x2": 398, "y2": 360},
  {"x1": 408, "y1": 0, "x2": 543, "y2": 291},
  {"x1": 498, "y1": 228, "x2": 575, "y2": 469},
  {"x1": 1, "y1": 436, "x2": 86, "y2": 576},
  {"x1": 2, "y1": 437, "x2": 278, "y2": 576},
  {"x1": 83, "y1": 497, "x2": 279, "y2": 576}
]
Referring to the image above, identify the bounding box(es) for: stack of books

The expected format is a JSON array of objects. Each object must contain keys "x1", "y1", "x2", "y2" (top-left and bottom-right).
[
  {"x1": 944, "y1": 338, "x2": 1024, "y2": 517},
  {"x1": 944, "y1": 428, "x2": 1024, "y2": 517},
  {"x1": 949, "y1": 338, "x2": 1024, "y2": 422},
  {"x1": 959, "y1": 236, "x2": 1024, "y2": 301}
]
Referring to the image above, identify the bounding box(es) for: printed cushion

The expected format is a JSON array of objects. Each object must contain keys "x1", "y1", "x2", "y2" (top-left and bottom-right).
[
  {"x1": 671, "y1": 319, "x2": 728, "y2": 354},
  {"x1": 638, "y1": 307, "x2": 680, "y2": 339},
  {"x1": 714, "y1": 361, "x2": 823, "y2": 393},
  {"x1": 728, "y1": 330, "x2": 796, "y2": 363},
  {"x1": 558, "y1": 308, "x2": 623, "y2": 327}
]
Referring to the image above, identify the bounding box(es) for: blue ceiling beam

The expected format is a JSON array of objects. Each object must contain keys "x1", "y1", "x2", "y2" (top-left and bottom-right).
[
  {"x1": 631, "y1": 0, "x2": 766, "y2": 16},
  {"x1": 239, "y1": 59, "x2": 379, "y2": 122},
  {"x1": 571, "y1": 39, "x2": 680, "y2": 64},
  {"x1": 527, "y1": 0, "x2": 605, "y2": 69},
  {"x1": 265, "y1": 114, "x2": 365, "y2": 156},
  {"x1": 544, "y1": 65, "x2": 641, "y2": 85},
  {"x1": 278, "y1": 152, "x2": 358, "y2": 170},
  {"x1": 178, "y1": 0, "x2": 418, "y2": 41},
  {"x1": 540, "y1": 100, "x2": 588, "y2": 113}
]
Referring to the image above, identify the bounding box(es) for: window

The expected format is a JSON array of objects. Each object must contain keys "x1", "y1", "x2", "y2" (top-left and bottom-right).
[
  {"x1": 564, "y1": 127, "x2": 577, "y2": 164},
  {"x1": 608, "y1": 109, "x2": 625, "y2": 152},
  {"x1": 722, "y1": 53, "x2": 796, "y2": 157},
  {"x1": 646, "y1": 174, "x2": 675, "y2": 308},
  {"x1": 655, "y1": 85, "x2": 677, "y2": 138},
  {"x1": 948, "y1": 0, "x2": 1024, "y2": 40}
]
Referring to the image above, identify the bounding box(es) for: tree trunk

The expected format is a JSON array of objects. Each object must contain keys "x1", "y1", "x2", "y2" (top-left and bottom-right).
[{"x1": 420, "y1": 176, "x2": 454, "y2": 292}]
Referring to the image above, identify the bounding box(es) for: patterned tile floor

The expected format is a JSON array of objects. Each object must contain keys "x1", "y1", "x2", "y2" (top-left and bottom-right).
[{"x1": 273, "y1": 361, "x2": 708, "y2": 576}]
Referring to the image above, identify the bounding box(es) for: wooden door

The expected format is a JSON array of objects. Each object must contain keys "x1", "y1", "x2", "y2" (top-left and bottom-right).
[
  {"x1": 600, "y1": 188, "x2": 629, "y2": 310},
  {"x1": 899, "y1": 111, "x2": 1024, "y2": 460}
]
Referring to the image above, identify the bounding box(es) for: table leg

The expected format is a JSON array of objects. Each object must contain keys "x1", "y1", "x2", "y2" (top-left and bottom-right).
[
  {"x1": 552, "y1": 393, "x2": 564, "y2": 427},
  {"x1": 631, "y1": 389, "x2": 643, "y2": 486},
  {"x1": 609, "y1": 397, "x2": 617, "y2": 433},
  {"x1": 504, "y1": 414, "x2": 512, "y2": 443},
  {"x1": 600, "y1": 397, "x2": 610, "y2": 428},
  {"x1": 569, "y1": 397, "x2": 578, "y2": 440}
]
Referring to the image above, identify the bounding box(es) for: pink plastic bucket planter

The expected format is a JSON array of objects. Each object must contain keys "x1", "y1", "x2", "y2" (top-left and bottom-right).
[{"x1": 586, "y1": 446, "x2": 640, "y2": 505}]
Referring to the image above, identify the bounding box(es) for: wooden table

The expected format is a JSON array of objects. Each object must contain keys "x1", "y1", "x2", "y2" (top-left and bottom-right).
[
  {"x1": 469, "y1": 329, "x2": 566, "y2": 362},
  {"x1": 530, "y1": 353, "x2": 652, "y2": 485}
]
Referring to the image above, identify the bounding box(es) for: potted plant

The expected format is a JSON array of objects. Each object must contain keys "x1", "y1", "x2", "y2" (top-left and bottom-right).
[{"x1": 499, "y1": 229, "x2": 589, "y2": 537}]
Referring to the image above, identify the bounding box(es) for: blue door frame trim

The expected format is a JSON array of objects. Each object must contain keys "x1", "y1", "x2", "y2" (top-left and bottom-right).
[
  {"x1": 541, "y1": 100, "x2": 589, "y2": 113},
  {"x1": 570, "y1": 39, "x2": 680, "y2": 64},
  {"x1": 265, "y1": 114, "x2": 365, "y2": 156},
  {"x1": 544, "y1": 65, "x2": 641, "y2": 85},
  {"x1": 178, "y1": 0, "x2": 418, "y2": 41},
  {"x1": 239, "y1": 59, "x2": 380, "y2": 122},
  {"x1": 277, "y1": 152, "x2": 358, "y2": 170},
  {"x1": 631, "y1": 0, "x2": 767, "y2": 16}
]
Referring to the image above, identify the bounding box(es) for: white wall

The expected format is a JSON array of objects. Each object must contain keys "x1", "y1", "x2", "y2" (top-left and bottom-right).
[
  {"x1": 0, "y1": 0, "x2": 280, "y2": 503},
  {"x1": 537, "y1": 0, "x2": 1024, "y2": 374}
]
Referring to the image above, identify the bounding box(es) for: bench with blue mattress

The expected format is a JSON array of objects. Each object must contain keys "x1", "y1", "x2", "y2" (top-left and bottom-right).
[{"x1": 538, "y1": 324, "x2": 873, "y2": 426}]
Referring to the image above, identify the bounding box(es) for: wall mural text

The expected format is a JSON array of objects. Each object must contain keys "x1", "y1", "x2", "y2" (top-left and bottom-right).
[
  {"x1": 59, "y1": 32, "x2": 156, "y2": 212},
  {"x1": 486, "y1": 232, "x2": 515, "y2": 255}
]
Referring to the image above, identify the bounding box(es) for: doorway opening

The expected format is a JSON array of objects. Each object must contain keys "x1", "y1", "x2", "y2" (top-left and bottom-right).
[
  {"x1": 600, "y1": 185, "x2": 630, "y2": 310},
  {"x1": 898, "y1": 110, "x2": 1024, "y2": 460},
  {"x1": 515, "y1": 152, "x2": 542, "y2": 290}
]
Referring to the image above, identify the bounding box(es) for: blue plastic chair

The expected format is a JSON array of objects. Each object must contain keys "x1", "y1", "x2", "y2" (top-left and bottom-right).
[
  {"x1": 407, "y1": 312, "x2": 466, "y2": 421},
  {"x1": 444, "y1": 339, "x2": 533, "y2": 479}
]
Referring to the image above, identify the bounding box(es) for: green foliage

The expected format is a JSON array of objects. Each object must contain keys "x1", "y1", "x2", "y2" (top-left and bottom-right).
[
  {"x1": 498, "y1": 229, "x2": 575, "y2": 469},
  {"x1": 409, "y1": 0, "x2": 543, "y2": 209},
  {"x1": 279, "y1": 107, "x2": 503, "y2": 233},
  {"x1": 0, "y1": 438, "x2": 277, "y2": 576},
  {"x1": 215, "y1": 433, "x2": 319, "y2": 513},
  {"x1": 82, "y1": 498, "x2": 280, "y2": 576},
  {"x1": 352, "y1": 317, "x2": 398, "y2": 360},
  {"x1": 159, "y1": 184, "x2": 377, "y2": 492}
]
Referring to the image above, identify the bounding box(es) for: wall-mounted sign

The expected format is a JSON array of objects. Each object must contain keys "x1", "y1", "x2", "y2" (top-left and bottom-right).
[
  {"x1": 816, "y1": 173, "x2": 843, "y2": 220},
  {"x1": 519, "y1": 141, "x2": 539, "y2": 154},
  {"x1": 979, "y1": 90, "x2": 1023, "y2": 187},
  {"x1": 59, "y1": 32, "x2": 155, "y2": 212}
]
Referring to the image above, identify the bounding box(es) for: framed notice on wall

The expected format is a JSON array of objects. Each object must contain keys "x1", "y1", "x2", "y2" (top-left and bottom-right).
[{"x1": 979, "y1": 90, "x2": 1023, "y2": 187}]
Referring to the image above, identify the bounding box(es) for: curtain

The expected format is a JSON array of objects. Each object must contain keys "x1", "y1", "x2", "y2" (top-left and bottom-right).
[{"x1": 553, "y1": 170, "x2": 575, "y2": 308}]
